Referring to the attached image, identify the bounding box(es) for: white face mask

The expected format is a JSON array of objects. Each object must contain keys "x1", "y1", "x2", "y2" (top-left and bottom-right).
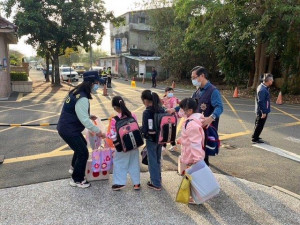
[
  {"x1": 167, "y1": 93, "x2": 173, "y2": 98},
  {"x1": 192, "y1": 79, "x2": 201, "y2": 87},
  {"x1": 92, "y1": 84, "x2": 99, "y2": 94}
]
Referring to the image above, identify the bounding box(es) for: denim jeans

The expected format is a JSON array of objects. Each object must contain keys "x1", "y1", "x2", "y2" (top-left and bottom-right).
[
  {"x1": 146, "y1": 140, "x2": 162, "y2": 187},
  {"x1": 113, "y1": 149, "x2": 140, "y2": 185},
  {"x1": 59, "y1": 133, "x2": 89, "y2": 183}
]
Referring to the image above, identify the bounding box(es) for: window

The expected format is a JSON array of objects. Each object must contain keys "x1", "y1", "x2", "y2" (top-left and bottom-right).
[{"x1": 139, "y1": 17, "x2": 146, "y2": 23}]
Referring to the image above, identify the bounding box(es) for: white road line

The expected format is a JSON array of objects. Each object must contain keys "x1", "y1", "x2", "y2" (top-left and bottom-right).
[
  {"x1": 285, "y1": 137, "x2": 300, "y2": 144},
  {"x1": 253, "y1": 143, "x2": 300, "y2": 163}
]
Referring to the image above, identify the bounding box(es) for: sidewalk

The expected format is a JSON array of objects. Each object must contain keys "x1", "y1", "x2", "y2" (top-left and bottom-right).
[{"x1": 1, "y1": 171, "x2": 299, "y2": 225}]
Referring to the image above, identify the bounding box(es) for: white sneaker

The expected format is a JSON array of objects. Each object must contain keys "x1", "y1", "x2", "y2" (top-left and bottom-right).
[
  {"x1": 169, "y1": 145, "x2": 177, "y2": 151},
  {"x1": 68, "y1": 166, "x2": 74, "y2": 174},
  {"x1": 69, "y1": 178, "x2": 91, "y2": 188}
]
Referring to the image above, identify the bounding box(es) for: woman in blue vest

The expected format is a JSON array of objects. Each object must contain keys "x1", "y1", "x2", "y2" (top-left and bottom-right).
[{"x1": 57, "y1": 71, "x2": 106, "y2": 188}]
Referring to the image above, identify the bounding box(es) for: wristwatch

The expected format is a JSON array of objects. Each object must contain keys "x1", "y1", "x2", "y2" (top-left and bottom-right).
[{"x1": 210, "y1": 114, "x2": 216, "y2": 121}]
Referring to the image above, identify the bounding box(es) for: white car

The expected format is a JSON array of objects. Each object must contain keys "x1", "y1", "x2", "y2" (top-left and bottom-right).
[
  {"x1": 36, "y1": 65, "x2": 43, "y2": 70},
  {"x1": 60, "y1": 67, "x2": 79, "y2": 82}
]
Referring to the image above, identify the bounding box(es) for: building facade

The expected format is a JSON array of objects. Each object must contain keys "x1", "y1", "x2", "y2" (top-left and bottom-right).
[
  {"x1": 99, "y1": 10, "x2": 162, "y2": 79},
  {"x1": 0, "y1": 17, "x2": 18, "y2": 99}
]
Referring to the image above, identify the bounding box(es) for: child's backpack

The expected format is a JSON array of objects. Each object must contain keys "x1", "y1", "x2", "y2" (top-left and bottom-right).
[
  {"x1": 154, "y1": 113, "x2": 177, "y2": 144},
  {"x1": 113, "y1": 116, "x2": 144, "y2": 152},
  {"x1": 184, "y1": 120, "x2": 220, "y2": 156},
  {"x1": 203, "y1": 125, "x2": 220, "y2": 156}
]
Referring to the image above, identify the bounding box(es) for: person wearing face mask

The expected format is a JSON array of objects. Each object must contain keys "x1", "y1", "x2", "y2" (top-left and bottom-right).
[
  {"x1": 190, "y1": 66, "x2": 223, "y2": 166},
  {"x1": 177, "y1": 98, "x2": 205, "y2": 203},
  {"x1": 57, "y1": 71, "x2": 106, "y2": 188}
]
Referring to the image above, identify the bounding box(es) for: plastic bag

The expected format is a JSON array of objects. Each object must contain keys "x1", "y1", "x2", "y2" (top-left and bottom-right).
[
  {"x1": 85, "y1": 117, "x2": 105, "y2": 149},
  {"x1": 175, "y1": 174, "x2": 192, "y2": 204}
]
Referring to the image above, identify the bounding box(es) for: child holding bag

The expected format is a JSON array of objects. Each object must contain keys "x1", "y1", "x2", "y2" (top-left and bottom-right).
[
  {"x1": 141, "y1": 90, "x2": 165, "y2": 191},
  {"x1": 107, "y1": 96, "x2": 141, "y2": 191},
  {"x1": 177, "y1": 98, "x2": 205, "y2": 167}
]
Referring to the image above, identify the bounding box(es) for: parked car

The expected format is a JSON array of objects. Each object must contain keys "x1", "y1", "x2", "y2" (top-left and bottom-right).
[
  {"x1": 36, "y1": 65, "x2": 43, "y2": 70},
  {"x1": 89, "y1": 66, "x2": 106, "y2": 85},
  {"x1": 59, "y1": 67, "x2": 79, "y2": 82},
  {"x1": 74, "y1": 65, "x2": 86, "y2": 77}
]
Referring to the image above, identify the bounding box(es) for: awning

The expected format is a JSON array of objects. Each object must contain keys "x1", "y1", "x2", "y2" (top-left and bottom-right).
[{"x1": 124, "y1": 55, "x2": 161, "y2": 62}]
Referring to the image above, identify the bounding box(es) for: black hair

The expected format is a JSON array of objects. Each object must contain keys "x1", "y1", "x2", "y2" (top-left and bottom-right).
[
  {"x1": 70, "y1": 81, "x2": 93, "y2": 99},
  {"x1": 141, "y1": 90, "x2": 162, "y2": 113},
  {"x1": 164, "y1": 87, "x2": 173, "y2": 92},
  {"x1": 112, "y1": 96, "x2": 132, "y2": 118},
  {"x1": 190, "y1": 66, "x2": 208, "y2": 79},
  {"x1": 179, "y1": 98, "x2": 197, "y2": 113}
]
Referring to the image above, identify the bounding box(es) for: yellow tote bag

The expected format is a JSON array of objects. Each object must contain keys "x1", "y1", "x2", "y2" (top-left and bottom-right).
[{"x1": 175, "y1": 174, "x2": 192, "y2": 204}]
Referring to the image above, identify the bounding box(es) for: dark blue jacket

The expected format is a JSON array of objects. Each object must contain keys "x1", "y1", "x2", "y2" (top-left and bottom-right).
[
  {"x1": 141, "y1": 106, "x2": 164, "y2": 142},
  {"x1": 57, "y1": 91, "x2": 89, "y2": 136},
  {"x1": 256, "y1": 83, "x2": 271, "y2": 114}
]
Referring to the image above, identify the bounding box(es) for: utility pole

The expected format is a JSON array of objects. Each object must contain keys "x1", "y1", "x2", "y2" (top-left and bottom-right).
[{"x1": 89, "y1": 42, "x2": 93, "y2": 70}]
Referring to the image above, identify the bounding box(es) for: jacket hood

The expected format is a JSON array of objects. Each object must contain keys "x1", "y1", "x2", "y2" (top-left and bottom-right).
[{"x1": 187, "y1": 113, "x2": 204, "y2": 126}]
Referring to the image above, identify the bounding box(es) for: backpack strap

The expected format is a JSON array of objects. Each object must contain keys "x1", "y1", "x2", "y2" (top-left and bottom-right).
[
  {"x1": 184, "y1": 119, "x2": 193, "y2": 129},
  {"x1": 114, "y1": 116, "x2": 120, "y2": 121}
]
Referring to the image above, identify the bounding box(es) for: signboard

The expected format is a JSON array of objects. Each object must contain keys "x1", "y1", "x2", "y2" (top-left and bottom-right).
[{"x1": 115, "y1": 38, "x2": 121, "y2": 54}]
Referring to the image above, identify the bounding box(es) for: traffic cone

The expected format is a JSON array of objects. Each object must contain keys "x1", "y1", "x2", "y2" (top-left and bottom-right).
[
  {"x1": 171, "y1": 80, "x2": 175, "y2": 89},
  {"x1": 131, "y1": 80, "x2": 136, "y2": 88},
  {"x1": 276, "y1": 91, "x2": 283, "y2": 105},
  {"x1": 103, "y1": 84, "x2": 108, "y2": 96},
  {"x1": 233, "y1": 87, "x2": 239, "y2": 98}
]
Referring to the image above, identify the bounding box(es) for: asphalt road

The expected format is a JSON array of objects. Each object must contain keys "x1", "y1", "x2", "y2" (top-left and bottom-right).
[{"x1": 0, "y1": 69, "x2": 299, "y2": 195}]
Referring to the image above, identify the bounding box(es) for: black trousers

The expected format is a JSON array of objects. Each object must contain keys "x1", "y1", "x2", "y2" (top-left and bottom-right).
[
  {"x1": 59, "y1": 133, "x2": 89, "y2": 182},
  {"x1": 252, "y1": 113, "x2": 268, "y2": 141},
  {"x1": 107, "y1": 77, "x2": 112, "y2": 88},
  {"x1": 152, "y1": 77, "x2": 156, "y2": 87}
]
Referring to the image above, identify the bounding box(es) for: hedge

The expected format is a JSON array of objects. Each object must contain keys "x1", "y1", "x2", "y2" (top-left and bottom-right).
[{"x1": 10, "y1": 72, "x2": 28, "y2": 81}]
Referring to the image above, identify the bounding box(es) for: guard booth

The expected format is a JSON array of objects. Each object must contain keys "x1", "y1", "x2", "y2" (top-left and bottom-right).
[{"x1": 0, "y1": 17, "x2": 18, "y2": 100}]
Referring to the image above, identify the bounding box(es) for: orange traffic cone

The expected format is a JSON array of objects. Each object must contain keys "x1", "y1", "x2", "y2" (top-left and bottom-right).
[
  {"x1": 233, "y1": 87, "x2": 239, "y2": 98},
  {"x1": 171, "y1": 80, "x2": 175, "y2": 89},
  {"x1": 103, "y1": 84, "x2": 108, "y2": 96},
  {"x1": 276, "y1": 91, "x2": 283, "y2": 105}
]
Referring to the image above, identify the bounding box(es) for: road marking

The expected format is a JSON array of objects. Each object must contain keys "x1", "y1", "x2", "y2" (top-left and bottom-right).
[
  {"x1": 220, "y1": 130, "x2": 252, "y2": 140},
  {"x1": 272, "y1": 105, "x2": 300, "y2": 122},
  {"x1": 272, "y1": 186, "x2": 300, "y2": 200},
  {"x1": 16, "y1": 93, "x2": 23, "y2": 102},
  {"x1": 253, "y1": 143, "x2": 300, "y2": 163},
  {"x1": 267, "y1": 121, "x2": 300, "y2": 130},
  {"x1": 222, "y1": 96, "x2": 249, "y2": 131},
  {"x1": 20, "y1": 126, "x2": 58, "y2": 133},
  {"x1": 285, "y1": 137, "x2": 300, "y2": 144}
]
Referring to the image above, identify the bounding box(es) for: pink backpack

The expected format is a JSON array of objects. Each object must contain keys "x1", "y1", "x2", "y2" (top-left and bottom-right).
[
  {"x1": 154, "y1": 113, "x2": 177, "y2": 144},
  {"x1": 113, "y1": 116, "x2": 144, "y2": 152}
]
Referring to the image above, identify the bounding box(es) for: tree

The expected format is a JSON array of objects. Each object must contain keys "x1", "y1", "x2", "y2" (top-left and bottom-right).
[
  {"x1": 2, "y1": 0, "x2": 118, "y2": 86},
  {"x1": 9, "y1": 50, "x2": 24, "y2": 66}
]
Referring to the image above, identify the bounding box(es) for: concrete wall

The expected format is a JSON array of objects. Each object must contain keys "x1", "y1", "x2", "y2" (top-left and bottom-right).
[{"x1": 0, "y1": 34, "x2": 11, "y2": 99}]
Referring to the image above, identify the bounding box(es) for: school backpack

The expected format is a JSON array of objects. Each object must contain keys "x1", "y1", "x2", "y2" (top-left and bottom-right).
[
  {"x1": 113, "y1": 116, "x2": 144, "y2": 152},
  {"x1": 184, "y1": 120, "x2": 220, "y2": 156},
  {"x1": 154, "y1": 112, "x2": 177, "y2": 144},
  {"x1": 203, "y1": 125, "x2": 220, "y2": 156}
]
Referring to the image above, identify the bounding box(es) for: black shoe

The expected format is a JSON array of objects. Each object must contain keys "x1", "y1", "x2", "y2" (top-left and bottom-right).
[
  {"x1": 252, "y1": 139, "x2": 264, "y2": 144},
  {"x1": 147, "y1": 181, "x2": 161, "y2": 191},
  {"x1": 112, "y1": 184, "x2": 126, "y2": 191}
]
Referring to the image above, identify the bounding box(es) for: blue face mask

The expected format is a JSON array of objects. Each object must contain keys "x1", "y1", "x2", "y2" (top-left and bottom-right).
[
  {"x1": 167, "y1": 93, "x2": 174, "y2": 98},
  {"x1": 92, "y1": 84, "x2": 99, "y2": 93},
  {"x1": 192, "y1": 79, "x2": 201, "y2": 87}
]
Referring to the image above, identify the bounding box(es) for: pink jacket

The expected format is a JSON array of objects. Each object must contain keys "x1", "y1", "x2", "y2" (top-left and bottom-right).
[
  {"x1": 107, "y1": 113, "x2": 137, "y2": 141},
  {"x1": 162, "y1": 96, "x2": 180, "y2": 109},
  {"x1": 177, "y1": 113, "x2": 205, "y2": 165}
]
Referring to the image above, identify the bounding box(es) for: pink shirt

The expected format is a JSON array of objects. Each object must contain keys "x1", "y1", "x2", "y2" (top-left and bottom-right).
[{"x1": 162, "y1": 96, "x2": 180, "y2": 109}]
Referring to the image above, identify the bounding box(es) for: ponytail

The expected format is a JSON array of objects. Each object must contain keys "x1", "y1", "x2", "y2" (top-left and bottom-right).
[
  {"x1": 112, "y1": 96, "x2": 132, "y2": 118},
  {"x1": 141, "y1": 90, "x2": 162, "y2": 113}
]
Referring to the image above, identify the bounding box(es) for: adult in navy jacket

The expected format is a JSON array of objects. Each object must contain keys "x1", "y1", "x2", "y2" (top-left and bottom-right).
[{"x1": 252, "y1": 73, "x2": 273, "y2": 143}]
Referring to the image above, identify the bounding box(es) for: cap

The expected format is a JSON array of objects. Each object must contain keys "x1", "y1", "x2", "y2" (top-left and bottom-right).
[{"x1": 83, "y1": 71, "x2": 100, "y2": 82}]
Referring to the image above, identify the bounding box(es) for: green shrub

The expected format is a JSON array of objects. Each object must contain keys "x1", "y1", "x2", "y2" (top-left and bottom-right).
[{"x1": 10, "y1": 72, "x2": 28, "y2": 81}]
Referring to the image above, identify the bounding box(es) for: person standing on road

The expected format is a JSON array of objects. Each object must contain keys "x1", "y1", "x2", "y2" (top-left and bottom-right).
[
  {"x1": 151, "y1": 67, "x2": 157, "y2": 88},
  {"x1": 57, "y1": 71, "x2": 106, "y2": 188},
  {"x1": 107, "y1": 66, "x2": 112, "y2": 88},
  {"x1": 190, "y1": 66, "x2": 223, "y2": 166},
  {"x1": 252, "y1": 73, "x2": 273, "y2": 144},
  {"x1": 107, "y1": 96, "x2": 141, "y2": 191},
  {"x1": 141, "y1": 90, "x2": 165, "y2": 191}
]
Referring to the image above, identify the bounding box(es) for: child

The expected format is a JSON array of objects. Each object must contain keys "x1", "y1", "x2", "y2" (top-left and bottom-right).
[
  {"x1": 141, "y1": 90, "x2": 165, "y2": 191},
  {"x1": 107, "y1": 96, "x2": 140, "y2": 191},
  {"x1": 162, "y1": 87, "x2": 180, "y2": 151},
  {"x1": 177, "y1": 98, "x2": 205, "y2": 203}
]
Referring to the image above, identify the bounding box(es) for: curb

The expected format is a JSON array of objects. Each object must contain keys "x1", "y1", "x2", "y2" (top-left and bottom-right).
[
  {"x1": 272, "y1": 185, "x2": 300, "y2": 200},
  {"x1": 0, "y1": 155, "x2": 4, "y2": 164}
]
